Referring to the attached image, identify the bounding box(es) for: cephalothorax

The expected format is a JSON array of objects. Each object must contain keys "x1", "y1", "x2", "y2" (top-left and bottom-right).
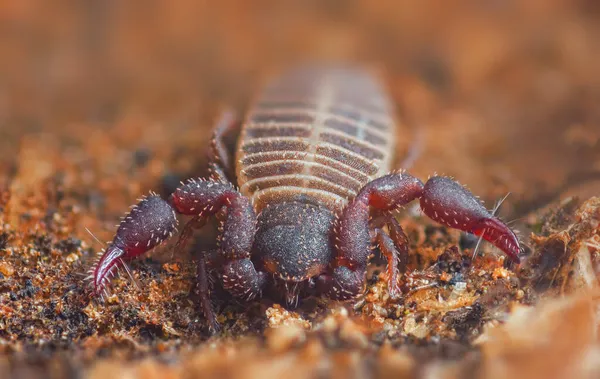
[{"x1": 89, "y1": 66, "x2": 521, "y2": 331}]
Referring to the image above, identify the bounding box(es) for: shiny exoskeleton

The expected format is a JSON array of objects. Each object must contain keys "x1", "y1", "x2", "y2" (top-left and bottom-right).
[{"x1": 89, "y1": 66, "x2": 521, "y2": 331}]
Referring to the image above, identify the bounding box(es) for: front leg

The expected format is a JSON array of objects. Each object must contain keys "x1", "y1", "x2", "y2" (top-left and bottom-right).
[
  {"x1": 194, "y1": 248, "x2": 220, "y2": 332},
  {"x1": 372, "y1": 217, "x2": 409, "y2": 299},
  {"x1": 208, "y1": 110, "x2": 241, "y2": 183},
  {"x1": 325, "y1": 173, "x2": 521, "y2": 300}
]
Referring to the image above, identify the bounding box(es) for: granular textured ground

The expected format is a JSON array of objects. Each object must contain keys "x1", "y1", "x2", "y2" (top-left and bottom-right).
[{"x1": 1, "y1": 2, "x2": 600, "y2": 378}]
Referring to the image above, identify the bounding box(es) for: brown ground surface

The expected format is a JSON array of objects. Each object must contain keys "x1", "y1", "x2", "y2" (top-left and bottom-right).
[{"x1": 1, "y1": 1, "x2": 600, "y2": 378}]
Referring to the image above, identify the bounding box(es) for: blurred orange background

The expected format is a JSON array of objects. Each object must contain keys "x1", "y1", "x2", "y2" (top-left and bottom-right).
[{"x1": 0, "y1": 0, "x2": 599, "y2": 227}]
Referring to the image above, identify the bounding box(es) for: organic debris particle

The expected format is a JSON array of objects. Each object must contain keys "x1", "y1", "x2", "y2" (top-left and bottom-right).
[
  {"x1": 492, "y1": 267, "x2": 510, "y2": 280},
  {"x1": 265, "y1": 324, "x2": 306, "y2": 353},
  {"x1": 403, "y1": 316, "x2": 428, "y2": 339},
  {"x1": 477, "y1": 293, "x2": 600, "y2": 378},
  {"x1": 522, "y1": 197, "x2": 600, "y2": 295},
  {"x1": 339, "y1": 319, "x2": 370, "y2": 349},
  {"x1": 265, "y1": 304, "x2": 310, "y2": 329},
  {"x1": 440, "y1": 271, "x2": 453, "y2": 283},
  {"x1": 0, "y1": 261, "x2": 14, "y2": 276},
  {"x1": 162, "y1": 263, "x2": 180, "y2": 273},
  {"x1": 65, "y1": 253, "x2": 79, "y2": 263}
]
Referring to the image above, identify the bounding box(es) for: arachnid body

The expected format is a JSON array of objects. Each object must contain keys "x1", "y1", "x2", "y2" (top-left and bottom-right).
[{"x1": 88, "y1": 66, "x2": 521, "y2": 331}]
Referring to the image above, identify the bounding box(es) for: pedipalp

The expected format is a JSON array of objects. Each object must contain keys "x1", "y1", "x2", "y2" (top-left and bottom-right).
[{"x1": 323, "y1": 173, "x2": 521, "y2": 300}]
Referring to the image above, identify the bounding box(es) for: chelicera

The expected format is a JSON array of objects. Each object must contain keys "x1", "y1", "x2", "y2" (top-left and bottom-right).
[{"x1": 88, "y1": 66, "x2": 521, "y2": 331}]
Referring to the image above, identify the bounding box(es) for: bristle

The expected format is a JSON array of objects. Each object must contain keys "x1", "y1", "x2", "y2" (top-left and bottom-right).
[
  {"x1": 586, "y1": 241, "x2": 600, "y2": 250},
  {"x1": 119, "y1": 258, "x2": 140, "y2": 290}
]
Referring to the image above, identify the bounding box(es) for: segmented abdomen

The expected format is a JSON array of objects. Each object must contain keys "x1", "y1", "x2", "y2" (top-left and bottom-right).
[{"x1": 236, "y1": 66, "x2": 396, "y2": 212}]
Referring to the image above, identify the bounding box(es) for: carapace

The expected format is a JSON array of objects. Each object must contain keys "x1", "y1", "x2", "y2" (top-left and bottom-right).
[{"x1": 88, "y1": 66, "x2": 521, "y2": 331}]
